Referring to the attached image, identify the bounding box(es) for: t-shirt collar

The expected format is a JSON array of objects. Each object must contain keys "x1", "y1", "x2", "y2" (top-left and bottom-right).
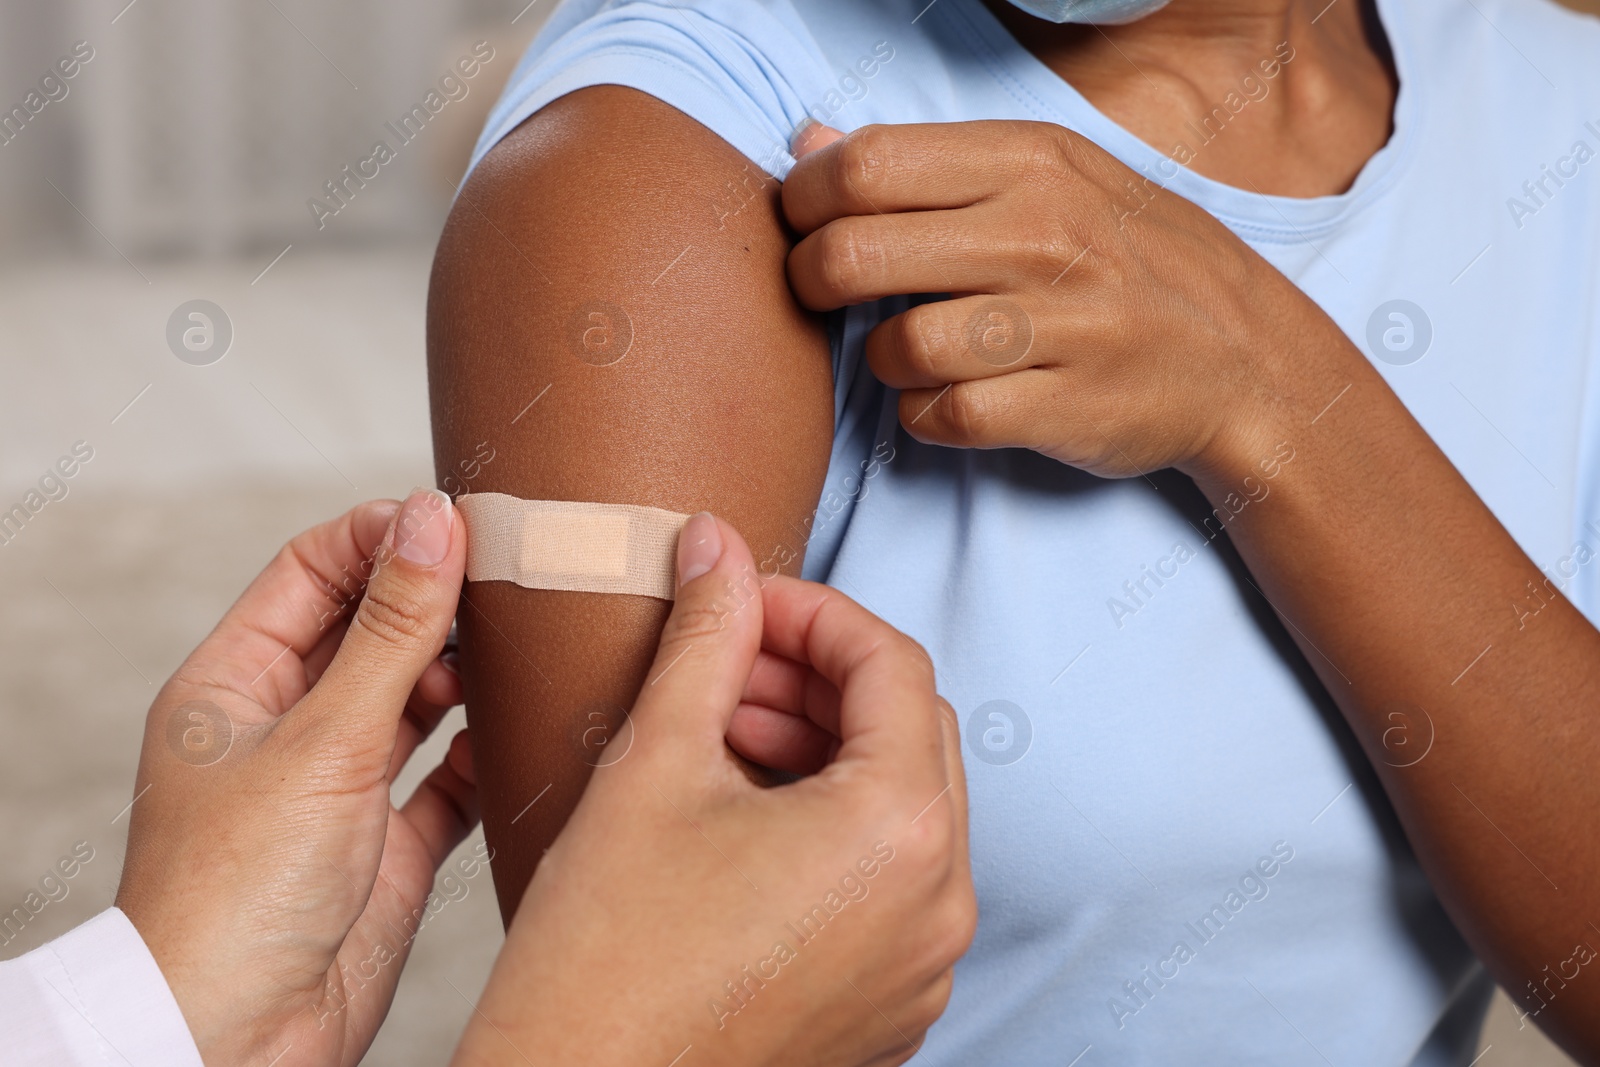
[{"x1": 938, "y1": 0, "x2": 1421, "y2": 242}]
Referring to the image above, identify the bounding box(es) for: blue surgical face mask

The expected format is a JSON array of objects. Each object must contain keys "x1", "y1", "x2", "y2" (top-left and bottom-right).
[{"x1": 1003, "y1": 0, "x2": 1173, "y2": 24}]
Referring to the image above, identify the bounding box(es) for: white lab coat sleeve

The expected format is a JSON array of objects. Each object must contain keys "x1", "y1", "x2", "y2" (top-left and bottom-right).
[{"x1": 0, "y1": 907, "x2": 204, "y2": 1066}]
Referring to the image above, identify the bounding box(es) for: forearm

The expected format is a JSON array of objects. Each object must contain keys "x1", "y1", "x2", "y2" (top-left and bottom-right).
[{"x1": 1189, "y1": 307, "x2": 1600, "y2": 1056}]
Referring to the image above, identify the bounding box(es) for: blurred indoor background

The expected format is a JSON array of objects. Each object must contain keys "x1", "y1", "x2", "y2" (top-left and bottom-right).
[
  {"x1": 0, "y1": 0, "x2": 1594, "y2": 1063},
  {"x1": 0, "y1": 0, "x2": 546, "y2": 1061}
]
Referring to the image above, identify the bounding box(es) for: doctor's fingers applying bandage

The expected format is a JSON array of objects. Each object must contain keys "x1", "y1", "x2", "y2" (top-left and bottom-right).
[
  {"x1": 111, "y1": 490, "x2": 474, "y2": 1067},
  {"x1": 2, "y1": 497, "x2": 972, "y2": 1067},
  {"x1": 455, "y1": 511, "x2": 974, "y2": 1067}
]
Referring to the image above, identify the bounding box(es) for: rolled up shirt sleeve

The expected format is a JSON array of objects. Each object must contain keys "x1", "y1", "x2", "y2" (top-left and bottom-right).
[{"x1": 0, "y1": 908, "x2": 203, "y2": 1066}]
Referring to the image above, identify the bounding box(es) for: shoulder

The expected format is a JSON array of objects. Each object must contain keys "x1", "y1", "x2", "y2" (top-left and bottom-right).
[
  {"x1": 434, "y1": 85, "x2": 819, "y2": 376},
  {"x1": 470, "y1": 0, "x2": 904, "y2": 180}
]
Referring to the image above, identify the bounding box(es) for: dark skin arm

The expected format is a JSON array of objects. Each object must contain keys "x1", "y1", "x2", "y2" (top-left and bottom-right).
[
  {"x1": 1197, "y1": 314, "x2": 1600, "y2": 1059},
  {"x1": 427, "y1": 86, "x2": 833, "y2": 921}
]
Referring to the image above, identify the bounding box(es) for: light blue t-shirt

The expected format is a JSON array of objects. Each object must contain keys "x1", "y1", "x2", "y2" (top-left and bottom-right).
[{"x1": 469, "y1": 1, "x2": 1600, "y2": 1062}]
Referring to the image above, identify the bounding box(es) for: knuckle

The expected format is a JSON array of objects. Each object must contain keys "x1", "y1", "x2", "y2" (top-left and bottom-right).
[
  {"x1": 664, "y1": 597, "x2": 732, "y2": 646},
  {"x1": 665, "y1": 568, "x2": 758, "y2": 646},
  {"x1": 816, "y1": 222, "x2": 882, "y2": 300},
  {"x1": 835, "y1": 124, "x2": 890, "y2": 202},
  {"x1": 1020, "y1": 224, "x2": 1078, "y2": 277},
  {"x1": 1018, "y1": 125, "x2": 1074, "y2": 186},
  {"x1": 914, "y1": 972, "x2": 956, "y2": 1031},
  {"x1": 352, "y1": 582, "x2": 434, "y2": 650},
  {"x1": 900, "y1": 633, "x2": 937, "y2": 686},
  {"x1": 911, "y1": 906, "x2": 973, "y2": 985},
  {"x1": 942, "y1": 891, "x2": 979, "y2": 961},
  {"x1": 942, "y1": 382, "x2": 990, "y2": 444},
  {"x1": 896, "y1": 801, "x2": 953, "y2": 867},
  {"x1": 897, "y1": 307, "x2": 953, "y2": 378}
]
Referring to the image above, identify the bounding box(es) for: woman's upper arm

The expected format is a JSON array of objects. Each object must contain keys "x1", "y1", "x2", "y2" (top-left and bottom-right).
[{"x1": 426, "y1": 85, "x2": 833, "y2": 920}]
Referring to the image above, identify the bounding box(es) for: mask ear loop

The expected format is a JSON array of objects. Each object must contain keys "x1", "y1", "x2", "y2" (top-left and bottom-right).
[{"x1": 457, "y1": 492, "x2": 690, "y2": 601}]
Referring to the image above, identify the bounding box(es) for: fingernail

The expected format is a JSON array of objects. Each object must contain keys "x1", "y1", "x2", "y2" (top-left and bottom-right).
[
  {"x1": 677, "y1": 512, "x2": 723, "y2": 586},
  {"x1": 789, "y1": 117, "x2": 817, "y2": 153},
  {"x1": 439, "y1": 651, "x2": 461, "y2": 675},
  {"x1": 394, "y1": 488, "x2": 454, "y2": 566}
]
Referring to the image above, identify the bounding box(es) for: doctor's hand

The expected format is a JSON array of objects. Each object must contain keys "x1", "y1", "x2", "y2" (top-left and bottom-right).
[
  {"x1": 784, "y1": 119, "x2": 1355, "y2": 486},
  {"x1": 116, "y1": 491, "x2": 476, "y2": 1067},
  {"x1": 453, "y1": 514, "x2": 975, "y2": 1067}
]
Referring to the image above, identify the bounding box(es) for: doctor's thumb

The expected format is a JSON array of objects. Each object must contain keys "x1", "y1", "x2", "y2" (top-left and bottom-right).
[
  {"x1": 293, "y1": 488, "x2": 465, "y2": 741},
  {"x1": 628, "y1": 513, "x2": 765, "y2": 757}
]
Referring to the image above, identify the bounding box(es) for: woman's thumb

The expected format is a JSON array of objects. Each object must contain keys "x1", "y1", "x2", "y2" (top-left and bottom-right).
[
  {"x1": 294, "y1": 488, "x2": 465, "y2": 742},
  {"x1": 628, "y1": 513, "x2": 765, "y2": 760},
  {"x1": 791, "y1": 119, "x2": 845, "y2": 158}
]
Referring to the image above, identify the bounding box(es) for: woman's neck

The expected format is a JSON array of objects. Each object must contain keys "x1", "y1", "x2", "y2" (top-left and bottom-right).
[{"x1": 981, "y1": 0, "x2": 1397, "y2": 197}]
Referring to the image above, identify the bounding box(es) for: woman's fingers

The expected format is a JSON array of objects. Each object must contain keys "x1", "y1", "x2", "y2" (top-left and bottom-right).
[
  {"x1": 787, "y1": 208, "x2": 1007, "y2": 311},
  {"x1": 790, "y1": 118, "x2": 845, "y2": 157},
  {"x1": 330, "y1": 738, "x2": 481, "y2": 1040},
  {"x1": 865, "y1": 294, "x2": 1049, "y2": 389},
  {"x1": 783, "y1": 120, "x2": 1048, "y2": 233},
  {"x1": 300, "y1": 616, "x2": 351, "y2": 690},
  {"x1": 420, "y1": 652, "x2": 464, "y2": 708},
  {"x1": 898, "y1": 372, "x2": 1061, "y2": 453}
]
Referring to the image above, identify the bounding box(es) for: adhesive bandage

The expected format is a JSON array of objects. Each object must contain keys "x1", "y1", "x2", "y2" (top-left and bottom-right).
[{"x1": 457, "y1": 492, "x2": 689, "y2": 600}]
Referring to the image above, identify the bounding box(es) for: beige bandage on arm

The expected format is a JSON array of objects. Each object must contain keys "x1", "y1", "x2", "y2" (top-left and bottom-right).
[{"x1": 457, "y1": 492, "x2": 690, "y2": 601}]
